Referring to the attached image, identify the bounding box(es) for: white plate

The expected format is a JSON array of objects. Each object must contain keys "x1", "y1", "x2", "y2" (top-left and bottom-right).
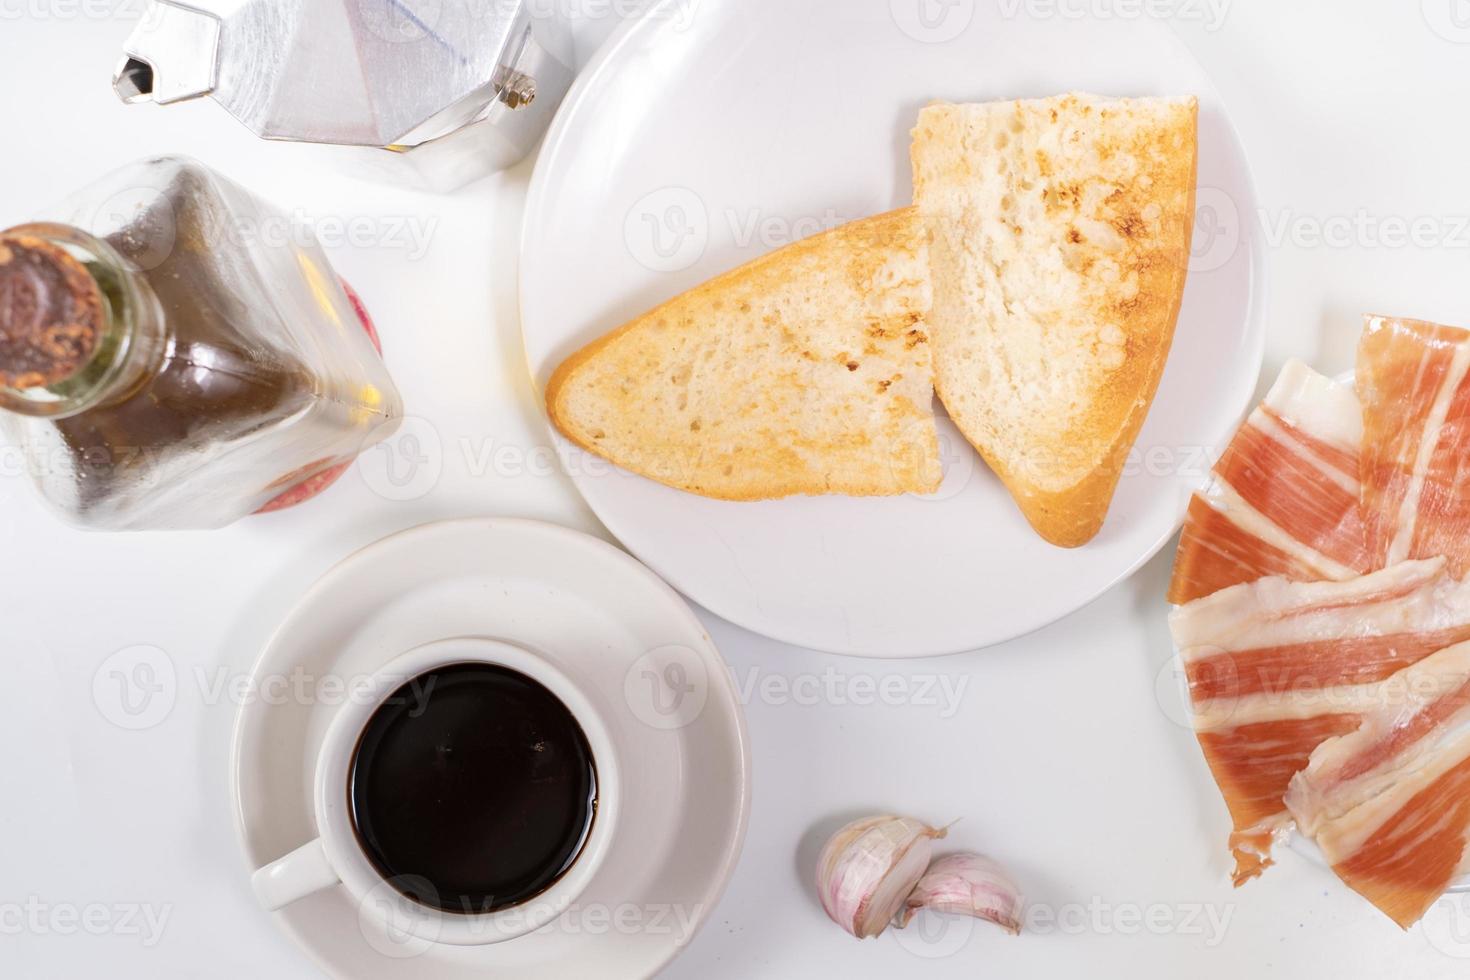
[
  {"x1": 521, "y1": 0, "x2": 1265, "y2": 657},
  {"x1": 230, "y1": 519, "x2": 750, "y2": 978}
]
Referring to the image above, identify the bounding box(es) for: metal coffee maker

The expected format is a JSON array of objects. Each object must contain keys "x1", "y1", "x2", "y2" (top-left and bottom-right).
[{"x1": 114, "y1": 0, "x2": 576, "y2": 190}]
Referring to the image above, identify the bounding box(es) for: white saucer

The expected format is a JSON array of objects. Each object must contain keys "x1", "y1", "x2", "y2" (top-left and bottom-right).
[
  {"x1": 230, "y1": 519, "x2": 751, "y2": 978},
  {"x1": 521, "y1": 0, "x2": 1266, "y2": 658}
]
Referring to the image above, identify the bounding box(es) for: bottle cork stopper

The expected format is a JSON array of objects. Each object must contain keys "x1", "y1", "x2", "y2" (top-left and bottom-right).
[{"x1": 0, "y1": 234, "x2": 105, "y2": 389}]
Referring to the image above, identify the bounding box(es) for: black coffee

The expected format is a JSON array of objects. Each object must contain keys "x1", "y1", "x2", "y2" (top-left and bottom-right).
[{"x1": 349, "y1": 663, "x2": 597, "y2": 915}]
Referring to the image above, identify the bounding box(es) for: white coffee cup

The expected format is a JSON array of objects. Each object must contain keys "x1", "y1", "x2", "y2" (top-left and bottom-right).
[{"x1": 249, "y1": 637, "x2": 621, "y2": 947}]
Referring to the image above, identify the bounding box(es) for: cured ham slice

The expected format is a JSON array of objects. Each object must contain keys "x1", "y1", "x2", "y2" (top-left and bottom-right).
[
  {"x1": 1358, "y1": 315, "x2": 1470, "y2": 577},
  {"x1": 1169, "y1": 558, "x2": 1470, "y2": 884},
  {"x1": 1286, "y1": 640, "x2": 1470, "y2": 928},
  {"x1": 1168, "y1": 360, "x2": 1374, "y2": 605}
]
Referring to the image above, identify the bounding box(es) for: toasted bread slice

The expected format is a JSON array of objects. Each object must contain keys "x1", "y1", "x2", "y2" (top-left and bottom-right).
[
  {"x1": 545, "y1": 207, "x2": 941, "y2": 500},
  {"x1": 912, "y1": 93, "x2": 1198, "y2": 547}
]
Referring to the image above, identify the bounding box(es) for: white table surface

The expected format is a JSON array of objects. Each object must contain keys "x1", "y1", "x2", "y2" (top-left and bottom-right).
[{"x1": 5, "y1": 2, "x2": 1470, "y2": 977}]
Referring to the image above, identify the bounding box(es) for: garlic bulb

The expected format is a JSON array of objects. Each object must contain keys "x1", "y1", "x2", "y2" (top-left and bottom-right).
[
  {"x1": 895, "y1": 852, "x2": 1024, "y2": 935},
  {"x1": 816, "y1": 815, "x2": 948, "y2": 939}
]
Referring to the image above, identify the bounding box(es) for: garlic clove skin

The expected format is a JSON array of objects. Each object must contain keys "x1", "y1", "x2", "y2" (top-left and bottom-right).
[
  {"x1": 817, "y1": 815, "x2": 948, "y2": 939},
  {"x1": 895, "y1": 852, "x2": 1024, "y2": 936}
]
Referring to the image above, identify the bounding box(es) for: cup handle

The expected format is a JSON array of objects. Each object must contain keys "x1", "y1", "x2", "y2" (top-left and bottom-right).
[{"x1": 251, "y1": 839, "x2": 341, "y2": 911}]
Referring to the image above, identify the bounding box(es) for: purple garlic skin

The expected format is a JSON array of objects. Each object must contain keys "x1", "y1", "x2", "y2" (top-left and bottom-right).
[
  {"x1": 817, "y1": 816, "x2": 948, "y2": 939},
  {"x1": 896, "y1": 852, "x2": 1024, "y2": 935}
]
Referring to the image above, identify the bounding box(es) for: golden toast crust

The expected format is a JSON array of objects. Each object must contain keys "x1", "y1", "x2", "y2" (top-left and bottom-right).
[
  {"x1": 913, "y1": 93, "x2": 1199, "y2": 547},
  {"x1": 546, "y1": 208, "x2": 941, "y2": 501}
]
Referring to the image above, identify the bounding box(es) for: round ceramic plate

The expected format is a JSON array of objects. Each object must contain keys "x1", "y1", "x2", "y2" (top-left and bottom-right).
[
  {"x1": 230, "y1": 519, "x2": 750, "y2": 978},
  {"x1": 521, "y1": 0, "x2": 1265, "y2": 657}
]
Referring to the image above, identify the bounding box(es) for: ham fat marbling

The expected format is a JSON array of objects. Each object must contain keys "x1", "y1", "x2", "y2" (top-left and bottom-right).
[
  {"x1": 1359, "y1": 316, "x2": 1470, "y2": 577},
  {"x1": 1168, "y1": 360, "x2": 1373, "y2": 606},
  {"x1": 1286, "y1": 640, "x2": 1470, "y2": 928},
  {"x1": 1170, "y1": 558, "x2": 1470, "y2": 884},
  {"x1": 1170, "y1": 316, "x2": 1470, "y2": 925}
]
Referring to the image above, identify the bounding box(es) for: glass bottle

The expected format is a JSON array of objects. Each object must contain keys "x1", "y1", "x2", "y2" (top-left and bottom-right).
[{"x1": 0, "y1": 156, "x2": 404, "y2": 530}]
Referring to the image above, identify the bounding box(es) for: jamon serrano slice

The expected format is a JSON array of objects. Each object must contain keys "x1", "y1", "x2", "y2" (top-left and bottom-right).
[
  {"x1": 1358, "y1": 315, "x2": 1470, "y2": 576},
  {"x1": 1287, "y1": 640, "x2": 1470, "y2": 928},
  {"x1": 1169, "y1": 558, "x2": 1470, "y2": 884},
  {"x1": 1167, "y1": 360, "x2": 1374, "y2": 605}
]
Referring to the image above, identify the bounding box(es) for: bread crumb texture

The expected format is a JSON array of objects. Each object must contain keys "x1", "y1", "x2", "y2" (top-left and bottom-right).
[
  {"x1": 912, "y1": 92, "x2": 1198, "y2": 546},
  {"x1": 546, "y1": 208, "x2": 942, "y2": 500}
]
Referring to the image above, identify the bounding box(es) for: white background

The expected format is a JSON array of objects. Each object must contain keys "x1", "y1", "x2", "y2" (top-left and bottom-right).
[{"x1": 4, "y1": 1, "x2": 1470, "y2": 977}]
